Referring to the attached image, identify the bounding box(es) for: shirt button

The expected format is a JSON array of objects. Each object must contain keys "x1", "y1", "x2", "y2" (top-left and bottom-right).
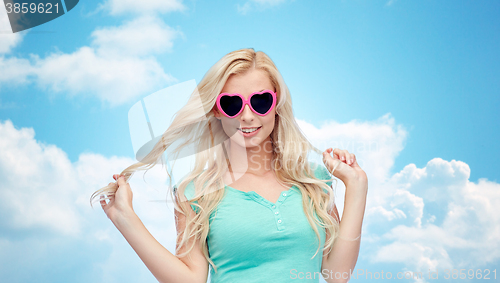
[
  {"x1": 278, "y1": 219, "x2": 282, "y2": 223},
  {"x1": 272, "y1": 205, "x2": 276, "y2": 209},
  {"x1": 275, "y1": 211, "x2": 279, "y2": 214},
  {"x1": 283, "y1": 193, "x2": 287, "y2": 196}
]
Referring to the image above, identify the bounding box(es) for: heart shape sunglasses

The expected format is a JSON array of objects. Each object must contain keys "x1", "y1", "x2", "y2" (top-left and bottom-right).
[{"x1": 216, "y1": 90, "x2": 277, "y2": 118}]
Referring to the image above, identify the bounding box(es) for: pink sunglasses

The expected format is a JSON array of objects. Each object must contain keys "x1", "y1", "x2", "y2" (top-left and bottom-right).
[{"x1": 216, "y1": 89, "x2": 277, "y2": 118}]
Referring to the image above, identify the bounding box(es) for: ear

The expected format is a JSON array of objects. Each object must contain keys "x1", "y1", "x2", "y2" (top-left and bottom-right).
[{"x1": 212, "y1": 107, "x2": 221, "y2": 120}]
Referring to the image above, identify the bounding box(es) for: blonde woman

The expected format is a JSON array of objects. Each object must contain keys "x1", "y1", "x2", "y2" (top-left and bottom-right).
[{"x1": 91, "y1": 48, "x2": 368, "y2": 283}]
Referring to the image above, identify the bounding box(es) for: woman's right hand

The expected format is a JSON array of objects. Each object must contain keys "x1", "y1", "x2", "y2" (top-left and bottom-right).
[{"x1": 100, "y1": 174, "x2": 135, "y2": 223}]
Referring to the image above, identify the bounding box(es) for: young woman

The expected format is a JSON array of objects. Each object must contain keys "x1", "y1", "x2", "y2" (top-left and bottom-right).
[{"x1": 91, "y1": 48, "x2": 368, "y2": 283}]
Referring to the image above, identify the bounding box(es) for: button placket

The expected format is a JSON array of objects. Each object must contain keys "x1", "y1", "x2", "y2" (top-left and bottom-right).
[
  {"x1": 273, "y1": 191, "x2": 292, "y2": 231},
  {"x1": 235, "y1": 186, "x2": 295, "y2": 231},
  {"x1": 273, "y1": 204, "x2": 283, "y2": 230}
]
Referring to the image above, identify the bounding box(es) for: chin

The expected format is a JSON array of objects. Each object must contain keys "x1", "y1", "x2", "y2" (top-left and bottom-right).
[
  {"x1": 246, "y1": 138, "x2": 265, "y2": 148},
  {"x1": 228, "y1": 133, "x2": 265, "y2": 149},
  {"x1": 231, "y1": 137, "x2": 262, "y2": 149}
]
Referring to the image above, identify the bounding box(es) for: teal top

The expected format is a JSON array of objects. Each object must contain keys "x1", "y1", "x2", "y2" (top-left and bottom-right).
[{"x1": 175, "y1": 163, "x2": 333, "y2": 283}]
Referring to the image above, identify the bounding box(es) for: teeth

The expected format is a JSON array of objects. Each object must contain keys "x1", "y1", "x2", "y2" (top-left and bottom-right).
[{"x1": 240, "y1": 127, "x2": 260, "y2": 133}]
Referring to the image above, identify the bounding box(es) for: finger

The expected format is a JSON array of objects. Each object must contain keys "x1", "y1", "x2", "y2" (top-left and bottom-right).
[
  {"x1": 107, "y1": 193, "x2": 115, "y2": 206},
  {"x1": 331, "y1": 148, "x2": 342, "y2": 160},
  {"x1": 345, "y1": 150, "x2": 353, "y2": 165},
  {"x1": 322, "y1": 150, "x2": 330, "y2": 163},
  {"x1": 350, "y1": 153, "x2": 359, "y2": 167},
  {"x1": 117, "y1": 175, "x2": 127, "y2": 187},
  {"x1": 328, "y1": 148, "x2": 338, "y2": 159},
  {"x1": 113, "y1": 174, "x2": 125, "y2": 180},
  {"x1": 322, "y1": 151, "x2": 330, "y2": 165},
  {"x1": 342, "y1": 149, "x2": 351, "y2": 165},
  {"x1": 323, "y1": 150, "x2": 342, "y2": 170},
  {"x1": 334, "y1": 148, "x2": 346, "y2": 163},
  {"x1": 344, "y1": 150, "x2": 352, "y2": 165},
  {"x1": 348, "y1": 152, "x2": 354, "y2": 166},
  {"x1": 100, "y1": 195, "x2": 107, "y2": 208},
  {"x1": 323, "y1": 149, "x2": 335, "y2": 162}
]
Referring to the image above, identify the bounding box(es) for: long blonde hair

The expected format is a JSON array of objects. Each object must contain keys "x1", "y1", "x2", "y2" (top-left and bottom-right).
[{"x1": 90, "y1": 48, "x2": 340, "y2": 272}]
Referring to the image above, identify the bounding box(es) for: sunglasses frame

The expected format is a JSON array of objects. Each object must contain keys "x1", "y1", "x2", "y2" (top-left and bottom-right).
[{"x1": 216, "y1": 89, "x2": 277, "y2": 118}]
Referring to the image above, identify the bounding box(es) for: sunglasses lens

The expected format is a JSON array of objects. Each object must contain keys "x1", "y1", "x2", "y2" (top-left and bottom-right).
[
  {"x1": 220, "y1": 95, "x2": 243, "y2": 117},
  {"x1": 251, "y1": 92, "x2": 274, "y2": 114}
]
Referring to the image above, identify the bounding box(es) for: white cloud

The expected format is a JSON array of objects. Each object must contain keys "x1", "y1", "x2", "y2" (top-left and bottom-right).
[
  {"x1": 367, "y1": 206, "x2": 406, "y2": 221},
  {"x1": 32, "y1": 46, "x2": 175, "y2": 106},
  {"x1": 0, "y1": 120, "x2": 81, "y2": 236},
  {"x1": 101, "y1": 0, "x2": 186, "y2": 16},
  {"x1": 0, "y1": 15, "x2": 180, "y2": 106},
  {"x1": 2, "y1": 113, "x2": 499, "y2": 281},
  {"x1": 298, "y1": 113, "x2": 500, "y2": 276},
  {"x1": 0, "y1": 119, "x2": 178, "y2": 282},
  {"x1": 91, "y1": 16, "x2": 182, "y2": 58},
  {"x1": 0, "y1": 56, "x2": 33, "y2": 87},
  {"x1": 299, "y1": 112, "x2": 410, "y2": 227},
  {"x1": 0, "y1": 3, "x2": 24, "y2": 54},
  {"x1": 367, "y1": 160, "x2": 500, "y2": 273},
  {"x1": 299, "y1": 113, "x2": 408, "y2": 189}
]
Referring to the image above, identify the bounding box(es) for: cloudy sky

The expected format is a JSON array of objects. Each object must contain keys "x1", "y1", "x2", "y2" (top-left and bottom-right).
[{"x1": 0, "y1": 0, "x2": 499, "y2": 282}]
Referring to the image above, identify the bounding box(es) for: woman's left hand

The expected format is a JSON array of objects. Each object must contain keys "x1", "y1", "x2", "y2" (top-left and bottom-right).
[{"x1": 322, "y1": 148, "x2": 367, "y2": 187}]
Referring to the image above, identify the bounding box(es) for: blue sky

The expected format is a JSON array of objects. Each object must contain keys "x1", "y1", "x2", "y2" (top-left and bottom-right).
[{"x1": 0, "y1": 0, "x2": 499, "y2": 282}]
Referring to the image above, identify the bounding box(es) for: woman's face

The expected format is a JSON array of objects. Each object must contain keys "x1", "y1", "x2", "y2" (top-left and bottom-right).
[{"x1": 214, "y1": 68, "x2": 277, "y2": 150}]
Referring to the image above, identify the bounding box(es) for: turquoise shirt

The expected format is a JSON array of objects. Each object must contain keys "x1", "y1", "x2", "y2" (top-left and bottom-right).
[{"x1": 176, "y1": 163, "x2": 333, "y2": 282}]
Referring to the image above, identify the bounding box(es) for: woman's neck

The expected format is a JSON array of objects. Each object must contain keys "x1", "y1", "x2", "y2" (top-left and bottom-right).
[{"x1": 226, "y1": 137, "x2": 274, "y2": 175}]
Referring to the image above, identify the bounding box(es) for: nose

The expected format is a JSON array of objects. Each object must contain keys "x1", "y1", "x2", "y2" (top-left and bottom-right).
[{"x1": 239, "y1": 104, "x2": 254, "y2": 122}]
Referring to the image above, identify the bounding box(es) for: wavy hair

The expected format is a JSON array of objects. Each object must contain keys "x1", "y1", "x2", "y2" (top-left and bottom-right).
[{"x1": 90, "y1": 48, "x2": 340, "y2": 273}]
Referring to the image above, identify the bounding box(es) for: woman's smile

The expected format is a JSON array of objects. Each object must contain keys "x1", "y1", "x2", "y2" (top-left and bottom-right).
[{"x1": 238, "y1": 126, "x2": 262, "y2": 137}]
